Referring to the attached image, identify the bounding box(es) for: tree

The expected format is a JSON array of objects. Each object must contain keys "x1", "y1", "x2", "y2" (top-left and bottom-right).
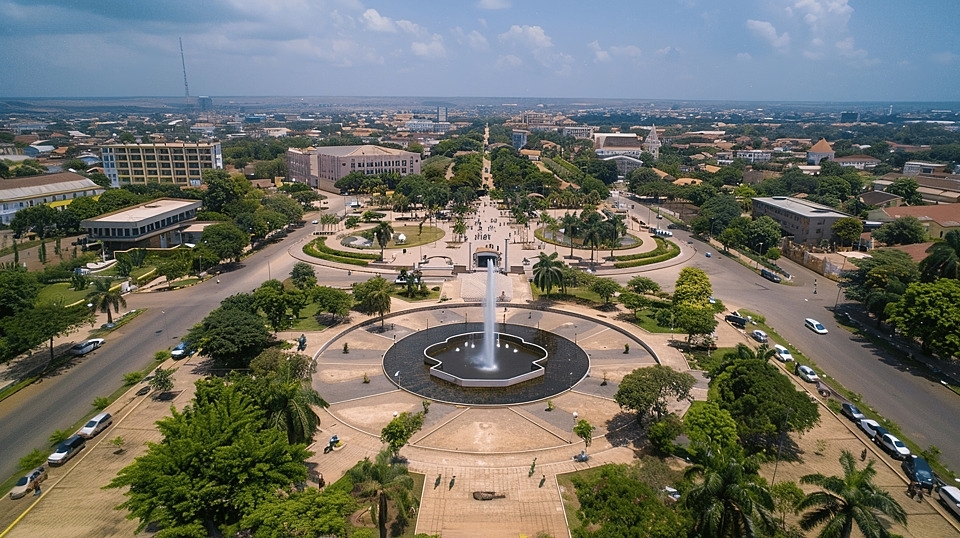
[
  {"x1": 572, "y1": 464, "x2": 688, "y2": 538},
  {"x1": 590, "y1": 277, "x2": 621, "y2": 304},
  {"x1": 240, "y1": 487, "x2": 355, "y2": 538},
  {"x1": 718, "y1": 227, "x2": 746, "y2": 252},
  {"x1": 770, "y1": 481, "x2": 805, "y2": 534},
  {"x1": 0, "y1": 267, "x2": 41, "y2": 318},
  {"x1": 573, "y1": 419, "x2": 594, "y2": 452},
  {"x1": 673, "y1": 267, "x2": 713, "y2": 307},
  {"x1": 380, "y1": 411, "x2": 425, "y2": 457},
  {"x1": 627, "y1": 275, "x2": 661, "y2": 296},
  {"x1": 886, "y1": 279, "x2": 960, "y2": 357},
  {"x1": 149, "y1": 367, "x2": 175, "y2": 395},
  {"x1": 353, "y1": 276, "x2": 392, "y2": 328},
  {"x1": 842, "y1": 249, "x2": 919, "y2": 321},
  {"x1": 202, "y1": 169, "x2": 247, "y2": 214},
  {"x1": 745, "y1": 216, "x2": 781, "y2": 255},
  {"x1": 831, "y1": 217, "x2": 864, "y2": 247},
  {"x1": 254, "y1": 282, "x2": 292, "y2": 332},
  {"x1": 201, "y1": 222, "x2": 249, "y2": 263},
  {"x1": 106, "y1": 382, "x2": 310, "y2": 536},
  {"x1": 313, "y1": 286, "x2": 353, "y2": 321},
  {"x1": 371, "y1": 221, "x2": 393, "y2": 261},
  {"x1": 87, "y1": 278, "x2": 126, "y2": 325},
  {"x1": 532, "y1": 251, "x2": 565, "y2": 295},
  {"x1": 186, "y1": 305, "x2": 274, "y2": 368},
  {"x1": 798, "y1": 450, "x2": 907, "y2": 538},
  {"x1": 684, "y1": 401, "x2": 739, "y2": 454},
  {"x1": 919, "y1": 229, "x2": 960, "y2": 281},
  {"x1": 871, "y1": 216, "x2": 927, "y2": 246},
  {"x1": 256, "y1": 351, "x2": 328, "y2": 445},
  {"x1": 884, "y1": 177, "x2": 923, "y2": 205},
  {"x1": 346, "y1": 450, "x2": 419, "y2": 538},
  {"x1": 291, "y1": 262, "x2": 317, "y2": 291},
  {"x1": 560, "y1": 212, "x2": 580, "y2": 258},
  {"x1": 618, "y1": 291, "x2": 646, "y2": 316},
  {"x1": 672, "y1": 303, "x2": 718, "y2": 346},
  {"x1": 710, "y1": 359, "x2": 820, "y2": 453},
  {"x1": 682, "y1": 448, "x2": 775, "y2": 538},
  {"x1": 614, "y1": 365, "x2": 696, "y2": 424}
]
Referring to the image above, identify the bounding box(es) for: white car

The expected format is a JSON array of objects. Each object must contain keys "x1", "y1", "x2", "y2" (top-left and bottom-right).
[
  {"x1": 859, "y1": 419, "x2": 889, "y2": 442},
  {"x1": 939, "y1": 486, "x2": 960, "y2": 519},
  {"x1": 878, "y1": 433, "x2": 911, "y2": 460},
  {"x1": 68, "y1": 338, "x2": 105, "y2": 356},
  {"x1": 773, "y1": 344, "x2": 794, "y2": 362},
  {"x1": 795, "y1": 364, "x2": 820, "y2": 383},
  {"x1": 805, "y1": 318, "x2": 828, "y2": 334},
  {"x1": 751, "y1": 330, "x2": 768, "y2": 343}
]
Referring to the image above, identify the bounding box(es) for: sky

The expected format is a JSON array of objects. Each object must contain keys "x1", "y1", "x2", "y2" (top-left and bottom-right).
[{"x1": 1, "y1": 0, "x2": 958, "y2": 102}]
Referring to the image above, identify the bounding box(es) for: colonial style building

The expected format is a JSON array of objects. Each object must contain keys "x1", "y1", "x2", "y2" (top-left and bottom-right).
[
  {"x1": 806, "y1": 139, "x2": 835, "y2": 165},
  {"x1": 0, "y1": 172, "x2": 104, "y2": 225},
  {"x1": 285, "y1": 145, "x2": 421, "y2": 192}
]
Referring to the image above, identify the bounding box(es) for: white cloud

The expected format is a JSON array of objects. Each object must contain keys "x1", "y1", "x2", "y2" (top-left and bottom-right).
[
  {"x1": 396, "y1": 20, "x2": 424, "y2": 35},
  {"x1": 477, "y1": 0, "x2": 510, "y2": 9},
  {"x1": 362, "y1": 8, "x2": 395, "y2": 32},
  {"x1": 835, "y1": 37, "x2": 867, "y2": 60},
  {"x1": 789, "y1": 0, "x2": 853, "y2": 34},
  {"x1": 932, "y1": 51, "x2": 957, "y2": 65},
  {"x1": 587, "y1": 41, "x2": 611, "y2": 63},
  {"x1": 495, "y1": 54, "x2": 523, "y2": 68},
  {"x1": 746, "y1": 19, "x2": 790, "y2": 50},
  {"x1": 610, "y1": 45, "x2": 642, "y2": 59},
  {"x1": 737, "y1": 52, "x2": 752, "y2": 61},
  {"x1": 452, "y1": 26, "x2": 489, "y2": 51},
  {"x1": 412, "y1": 35, "x2": 446, "y2": 58},
  {"x1": 498, "y1": 24, "x2": 552, "y2": 49}
]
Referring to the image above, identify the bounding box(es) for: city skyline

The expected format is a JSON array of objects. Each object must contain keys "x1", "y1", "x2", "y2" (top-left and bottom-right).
[{"x1": 1, "y1": 1, "x2": 958, "y2": 102}]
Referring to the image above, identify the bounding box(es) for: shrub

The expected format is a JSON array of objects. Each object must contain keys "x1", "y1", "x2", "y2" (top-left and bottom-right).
[
  {"x1": 49, "y1": 429, "x2": 71, "y2": 447},
  {"x1": 647, "y1": 413, "x2": 684, "y2": 455},
  {"x1": 18, "y1": 449, "x2": 47, "y2": 471},
  {"x1": 93, "y1": 396, "x2": 110, "y2": 410},
  {"x1": 123, "y1": 371, "x2": 145, "y2": 386}
]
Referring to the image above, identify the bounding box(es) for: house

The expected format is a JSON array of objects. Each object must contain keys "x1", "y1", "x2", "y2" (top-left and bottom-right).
[
  {"x1": 833, "y1": 154, "x2": 881, "y2": 170},
  {"x1": 0, "y1": 172, "x2": 105, "y2": 225},
  {"x1": 858, "y1": 190, "x2": 902, "y2": 208},
  {"x1": 806, "y1": 139, "x2": 835, "y2": 165},
  {"x1": 871, "y1": 204, "x2": 960, "y2": 240}
]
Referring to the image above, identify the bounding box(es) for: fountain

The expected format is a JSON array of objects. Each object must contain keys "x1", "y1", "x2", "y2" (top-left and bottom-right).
[{"x1": 423, "y1": 264, "x2": 548, "y2": 387}]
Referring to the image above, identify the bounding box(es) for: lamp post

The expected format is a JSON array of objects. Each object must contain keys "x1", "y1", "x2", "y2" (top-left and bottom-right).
[{"x1": 756, "y1": 242, "x2": 764, "y2": 268}]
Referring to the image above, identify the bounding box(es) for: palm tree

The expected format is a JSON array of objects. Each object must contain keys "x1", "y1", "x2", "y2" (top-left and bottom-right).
[
  {"x1": 581, "y1": 212, "x2": 604, "y2": 267},
  {"x1": 682, "y1": 448, "x2": 776, "y2": 538},
  {"x1": 605, "y1": 214, "x2": 627, "y2": 260},
  {"x1": 919, "y1": 229, "x2": 960, "y2": 281},
  {"x1": 798, "y1": 450, "x2": 906, "y2": 538},
  {"x1": 262, "y1": 356, "x2": 328, "y2": 445},
  {"x1": 87, "y1": 278, "x2": 126, "y2": 325},
  {"x1": 347, "y1": 450, "x2": 419, "y2": 538},
  {"x1": 533, "y1": 252, "x2": 565, "y2": 296},
  {"x1": 560, "y1": 212, "x2": 580, "y2": 259},
  {"x1": 372, "y1": 221, "x2": 394, "y2": 261}
]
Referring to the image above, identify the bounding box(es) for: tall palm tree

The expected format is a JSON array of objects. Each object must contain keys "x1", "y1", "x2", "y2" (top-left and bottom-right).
[
  {"x1": 347, "y1": 450, "x2": 419, "y2": 538},
  {"x1": 605, "y1": 214, "x2": 627, "y2": 260},
  {"x1": 372, "y1": 221, "x2": 394, "y2": 261},
  {"x1": 262, "y1": 356, "x2": 328, "y2": 445},
  {"x1": 87, "y1": 278, "x2": 126, "y2": 325},
  {"x1": 533, "y1": 252, "x2": 565, "y2": 296},
  {"x1": 581, "y1": 212, "x2": 605, "y2": 267},
  {"x1": 919, "y1": 229, "x2": 960, "y2": 281},
  {"x1": 798, "y1": 450, "x2": 906, "y2": 538},
  {"x1": 682, "y1": 448, "x2": 776, "y2": 538},
  {"x1": 560, "y1": 212, "x2": 580, "y2": 259}
]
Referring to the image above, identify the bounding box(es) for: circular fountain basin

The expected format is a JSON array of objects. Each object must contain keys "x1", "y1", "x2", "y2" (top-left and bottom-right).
[{"x1": 424, "y1": 332, "x2": 548, "y2": 387}]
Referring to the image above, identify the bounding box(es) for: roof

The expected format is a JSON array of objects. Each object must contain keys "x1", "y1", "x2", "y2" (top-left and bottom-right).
[
  {"x1": 881, "y1": 204, "x2": 960, "y2": 227},
  {"x1": 600, "y1": 136, "x2": 642, "y2": 148},
  {"x1": 808, "y1": 139, "x2": 834, "y2": 153},
  {"x1": 889, "y1": 242, "x2": 938, "y2": 262},
  {"x1": 0, "y1": 172, "x2": 103, "y2": 202},
  {"x1": 673, "y1": 177, "x2": 702, "y2": 186},
  {"x1": 753, "y1": 196, "x2": 851, "y2": 218},
  {"x1": 313, "y1": 145, "x2": 415, "y2": 157},
  {"x1": 834, "y1": 154, "x2": 880, "y2": 163},
  {"x1": 859, "y1": 191, "x2": 901, "y2": 206},
  {"x1": 84, "y1": 198, "x2": 201, "y2": 223}
]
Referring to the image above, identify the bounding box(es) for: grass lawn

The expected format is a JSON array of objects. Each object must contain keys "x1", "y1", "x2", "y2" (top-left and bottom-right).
[
  {"x1": 625, "y1": 307, "x2": 675, "y2": 334},
  {"x1": 289, "y1": 303, "x2": 329, "y2": 331},
  {"x1": 386, "y1": 225, "x2": 444, "y2": 248},
  {"x1": 36, "y1": 282, "x2": 91, "y2": 306},
  {"x1": 529, "y1": 285, "x2": 603, "y2": 304},
  {"x1": 390, "y1": 287, "x2": 440, "y2": 302}
]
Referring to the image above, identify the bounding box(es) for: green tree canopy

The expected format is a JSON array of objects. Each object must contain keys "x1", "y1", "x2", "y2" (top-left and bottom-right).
[
  {"x1": 186, "y1": 304, "x2": 274, "y2": 368},
  {"x1": 240, "y1": 486, "x2": 355, "y2": 538},
  {"x1": 684, "y1": 401, "x2": 739, "y2": 454},
  {"x1": 887, "y1": 278, "x2": 960, "y2": 357},
  {"x1": 353, "y1": 276, "x2": 392, "y2": 327},
  {"x1": 884, "y1": 177, "x2": 923, "y2": 205},
  {"x1": 106, "y1": 381, "x2": 311, "y2": 536},
  {"x1": 289, "y1": 262, "x2": 317, "y2": 290},
  {"x1": 201, "y1": 222, "x2": 250, "y2": 263},
  {"x1": 673, "y1": 267, "x2": 713, "y2": 307},
  {"x1": 380, "y1": 411, "x2": 425, "y2": 457},
  {"x1": 871, "y1": 216, "x2": 927, "y2": 246},
  {"x1": 919, "y1": 229, "x2": 960, "y2": 281},
  {"x1": 682, "y1": 448, "x2": 775, "y2": 538},
  {"x1": 831, "y1": 217, "x2": 864, "y2": 247},
  {"x1": 532, "y1": 251, "x2": 565, "y2": 295},
  {"x1": 614, "y1": 365, "x2": 696, "y2": 424},
  {"x1": 590, "y1": 277, "x2": 621, "y2": 304}
]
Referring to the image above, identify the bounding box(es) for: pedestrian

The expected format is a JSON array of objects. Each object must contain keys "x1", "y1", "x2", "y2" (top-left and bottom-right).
[
  {"x1": 34, "y1": 485, "x2": 41, "y2": 496},
  {"x1": 217, "y1": 279, "x2": 220, "y2": 284}
]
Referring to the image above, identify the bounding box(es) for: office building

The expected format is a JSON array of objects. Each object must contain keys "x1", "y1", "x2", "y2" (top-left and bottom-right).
[
  {"x1": 100, "y1": 142, "x2": 223, "y2": 187},
  {"x1": 81, "y1": 198, "x2": 203, "y2": 252},
  {"x1": 512, "y1": 130, "x2": 529, "y2": 150},
  {"x1": 286, "y1": 145, "x2": 421, "y2": 192},
  {"x1": 752, "y1": 196, "x2": 851, "y2": 245},
  {"x1": 437, "y1": 106, "x2": 447, "y2": 122}
]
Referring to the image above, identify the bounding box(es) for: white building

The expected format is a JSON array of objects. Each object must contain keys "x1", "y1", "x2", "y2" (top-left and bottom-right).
[
  {"x1": 0, "y1": 172, "x2": 104, "y2": 225},
  {"x1": 81, "y1": 198, "x2": 203, "y2": 252},
  {"x1": 100, "y1": 142, "x2": 223, "y2": 187},
  {"x1": 593, "y1": 133, "x2": 642, "y2": 158},
  {"x1": 286, "y1": 145, "x2": 421, "y2": 192}
]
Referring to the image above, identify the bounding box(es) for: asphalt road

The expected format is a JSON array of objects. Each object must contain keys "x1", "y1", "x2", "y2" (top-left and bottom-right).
[
  {"x1": 0, "y1": 196, "x2": 357, "y2": 482},
  {"x1": 631, "y1": 223, "x2": 960, "y2": 475}
]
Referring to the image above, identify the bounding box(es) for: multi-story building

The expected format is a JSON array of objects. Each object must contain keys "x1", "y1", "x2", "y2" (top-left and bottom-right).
[
  {"x1": 644, "y1": 125, "x2": 661, "y2": 160},
  {"x1": 752, "y1": 196, "x2": 851, "y2": 245},
  {"x1": 593, "y1": 133, "x2": 642, "y2": 158},
  {"x1": 512, "y1": 130, "x2": 529, "y2": 150},
  {"x1": 437, "y1": 106, "x2": 447, "y2": 123},
  {"x1": 902, "y1": 161, "x2": 948, "y2": 176},
  {"x1": 832, "y1": 154, "x2": 881, "y2": 170},
  {"x1": 562, "y1": 125, "x2": 594, "y2": 139},
  {"x1": 286, "y1": 145, "x2": 421, "y2": 192},
  {"x1": 0, "y1": 172, "x2": 104, "y2": 225},
  {"x1": 734, "y1": 149, "x2": 772, "y2": 163},
  {"x1": 100, "y1": 142, "x2": 223, "y2": 187},
  {"x1": 81, "y1": 198, "x2": 203, "y2": 252}
]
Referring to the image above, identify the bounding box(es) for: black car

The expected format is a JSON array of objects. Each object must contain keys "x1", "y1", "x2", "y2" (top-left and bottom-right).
[
  {"x1": 841, "y1": 403, "x2": 865, "y2": 422},
  {"x1": 760, "y1": 269, "x2": 782, "y2": 283},
  {"x1": 902, "y1": 455, "x2": 935, "y2": 492}
]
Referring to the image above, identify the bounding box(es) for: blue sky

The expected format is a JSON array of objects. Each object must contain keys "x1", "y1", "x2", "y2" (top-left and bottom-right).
[{"x1": 1, "y1": 0, "x2": 957, "y2": 101}]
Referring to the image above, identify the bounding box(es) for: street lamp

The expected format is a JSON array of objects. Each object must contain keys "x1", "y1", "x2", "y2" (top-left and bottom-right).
[{"x1": 756, "y1": 242, "x2": 764, "y2": 268}]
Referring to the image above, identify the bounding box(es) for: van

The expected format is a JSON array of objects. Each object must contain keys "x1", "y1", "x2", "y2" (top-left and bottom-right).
[
  {"x1": 760, "y1": 269, "x2": 782, "y2": 283},
  {"x1": 78, "y1": 412, "x2": 112, "y2": 439},
  {"x1": 725, "y1": 314, "x2": 747, "y2": 328},
  {"x1": 68, "y1": 338, "x2": 104, "y2": 356},
  {"x1": 48, "y1": 435, "x2": 85, "y2": 465}
]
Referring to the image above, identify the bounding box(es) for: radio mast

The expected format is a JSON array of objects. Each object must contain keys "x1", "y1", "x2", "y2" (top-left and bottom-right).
[{"x1": 179, "y1": 37, "x2": 190, "y2": 99}]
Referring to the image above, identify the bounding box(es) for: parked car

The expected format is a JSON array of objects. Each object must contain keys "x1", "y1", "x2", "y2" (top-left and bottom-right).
[
  {"x1": 841, "y1": 403, "x2": 865, "y2": 422},
  {"x1": 939, "y1": 486, "x2": 960, "y2": 519},
  {"x1": 48, "y1": 435, "x2": 86, "y2": 465},
  {"x1": 9, "y1": 466, "x2": 47, "y2": 499},
  {"x1": 751, "y1": 330, "x2": 768, "y2": 343},
  {"x1": 760, "y1": 268, "x2": 782, "y2": 283},
  {"x1": 773, "y1": 344, "x2": 794, "y2": 362},
  {"x1": 859, "y1": 419, "x2": 889, "y2": 442},
  {"x1": 78, "y1": 412, "x2": 112, "y2": 439},
  {"x1": 725, "y1": 314, "x2": 747, "y2": 329},
  {"x1": 68, "y1": 338, "x2": 104, "y2": 356},
  {"x1": 171, "y1": 341, "x2": 194, "y2": 359},
  {"x1": 805, "y1": 318, "x2": 828, "y2": 334},
  {"x1": 795, "y1": 364, "x2": 820, "y2": 383},
  {"x1": 902, "y1": 455, "x2": 935, "y2": 492},
  {"x1": 705, "y1": 252, "x2": 711, "y2": 258},
  {"x1": 878, "y1": 433, "x2": 911, "y2": 460}
]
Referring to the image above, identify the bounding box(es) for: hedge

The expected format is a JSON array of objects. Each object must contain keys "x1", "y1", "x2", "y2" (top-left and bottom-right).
[
  {"x1": 612, "y1": 238, "x2": 681, "y2": 268},
  {"x1": 302, "y1": 238, "x2": 373, "y2": 266}
]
